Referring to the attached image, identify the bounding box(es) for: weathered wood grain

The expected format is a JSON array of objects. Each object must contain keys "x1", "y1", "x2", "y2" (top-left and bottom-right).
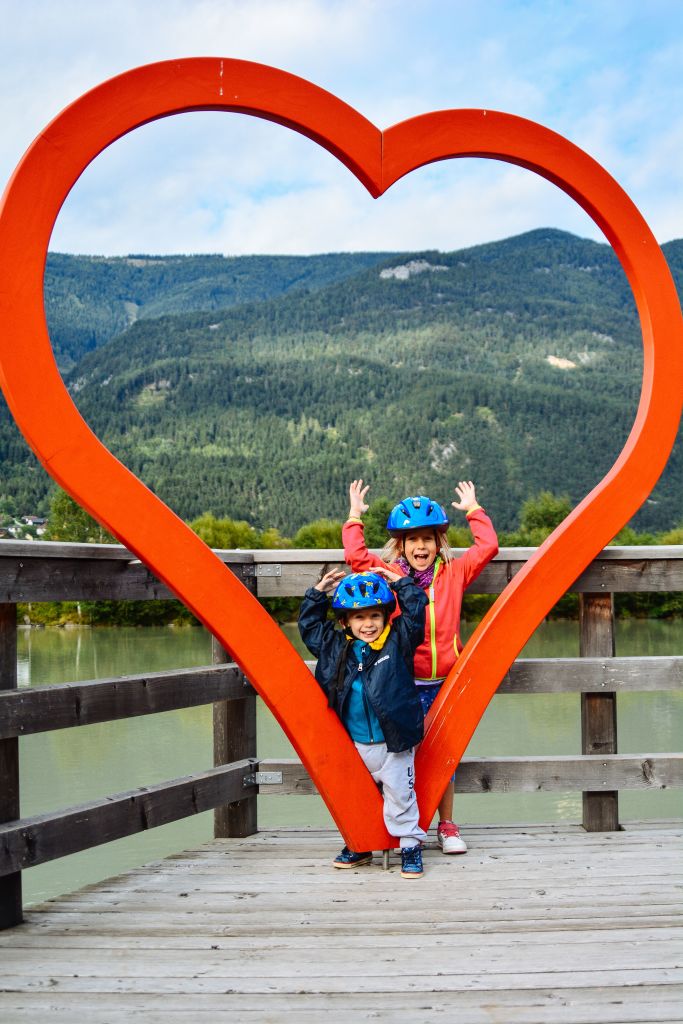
[
  {"x1": 15, "y1": 907, "x2": 680, "y2": 937},
  {"x1": 42, "y1": 886, "x2": 683, "y2": 917},
  {"x1": 0, "y1": 602, "x2": 21, "y2": 928},
  {"x1": 0, "y1": 825, "x2": 680, "y2": 1023},
  {"x1": 0, "y1": 923, "x2": 675, "y2": 950},
  {"x1": 0, "y1": 665, "x2": 250, "y2": 739},
  {"x1": 2, "y1": 985, "x2": 682, "y2": 1022},
  {"x1": 0, "y1": 542, "x2": 252, "y2": 601},
  {"x1": 304, "y1": 655, "x2": 683, "y2": 693},
  {"x1": 0, "y1": 761, "x2": 256, "y2": 876},
  {"x1": 44, "y1": 876, "x2": 682, "y2": 904},
  {"x1": 1, "y1": 653, "x2": 678, "y2": 744},
  {"x1": 580, "y1": 593, "x2": 618, "y2": 830},
  {"x1": 251, "y1": 547, "x2": 683, "y2": 597},
  {"x1": 307, "y1": 656, "x2": 683, "y2": 693},
  {"x1": 255, "y1": 754, "x2": 683, "y2": 796},
  {"x1": 498, "y1": 655, "x2": 683, "y2": 692},
  {"x1": 0, "y1": 939, "x2": 679, "y2": 976},
  {"x1": 1, "y1": 541, "x2": 682, "y2": 599},
  {"x1": 213, "y1": 636, "x2": 257, "y2": 839}
]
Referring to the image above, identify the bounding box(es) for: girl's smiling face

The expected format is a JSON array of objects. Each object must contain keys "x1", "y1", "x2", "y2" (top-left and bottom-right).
[{"x1": 402, "y1": 529, "x2": 438, "y2": 571}]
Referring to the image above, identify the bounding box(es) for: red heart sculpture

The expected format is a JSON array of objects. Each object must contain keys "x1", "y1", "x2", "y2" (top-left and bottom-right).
[{"x1": 0, "y1": 60, "x2": 681, "y2": 849}]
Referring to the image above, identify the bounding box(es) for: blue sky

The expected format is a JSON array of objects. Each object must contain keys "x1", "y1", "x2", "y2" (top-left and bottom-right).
[{"x1": 1, "y1": 0, "x2": 682, "y2": 256}]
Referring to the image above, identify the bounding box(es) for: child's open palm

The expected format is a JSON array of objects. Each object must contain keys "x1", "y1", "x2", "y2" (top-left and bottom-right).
[
  {"x1": 315, "y1": 569, "x2": 346, "y2": 593},
  {"x1": 349, "y1": 479, "x2": 370, "y2": 518},
  {"x1": 452, "y1": 480, "x2": 478, "y2": 513}
]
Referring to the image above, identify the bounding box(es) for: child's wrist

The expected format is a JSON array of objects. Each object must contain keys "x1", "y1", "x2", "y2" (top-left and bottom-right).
[
  {"x1": 465, "y1": 503, "x2": 482, "y2": 517},
  {"x1": 346, "y1": 513, "x2": 364, "y2": 523}
]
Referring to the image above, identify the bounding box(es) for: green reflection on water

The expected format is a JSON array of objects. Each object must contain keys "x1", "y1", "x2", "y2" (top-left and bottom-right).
[{"x1": 16, "y1": 619, "x2": 683, "y2": 903}]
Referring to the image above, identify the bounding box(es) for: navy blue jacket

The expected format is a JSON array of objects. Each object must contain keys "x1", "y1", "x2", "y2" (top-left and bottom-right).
[{"x1": 298, "y1": 576, "x2": 428, "y2": 752}]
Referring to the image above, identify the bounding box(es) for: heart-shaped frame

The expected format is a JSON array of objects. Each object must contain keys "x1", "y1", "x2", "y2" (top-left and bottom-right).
[{"x1": 0, "y1": 59, "x2": 681, "y2": 849}]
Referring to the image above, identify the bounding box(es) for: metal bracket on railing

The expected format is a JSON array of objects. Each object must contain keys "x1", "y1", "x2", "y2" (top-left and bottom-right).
[
  {"x1": 235, "y1": 563, "x2": 282, "y2": 578},
  {"x1": 243, "y1": 770, "x2": 284, "y2": 788}
]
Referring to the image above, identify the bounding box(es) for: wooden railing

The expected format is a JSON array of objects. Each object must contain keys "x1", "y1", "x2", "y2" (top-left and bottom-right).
[{"x1": 1, "y1": 540, "x2": 682, "y2": 929}]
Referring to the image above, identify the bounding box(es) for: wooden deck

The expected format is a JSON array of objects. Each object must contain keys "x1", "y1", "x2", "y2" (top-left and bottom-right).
[{"x1": 1, "y1": 823, "x2": 681, "y2": 1022}]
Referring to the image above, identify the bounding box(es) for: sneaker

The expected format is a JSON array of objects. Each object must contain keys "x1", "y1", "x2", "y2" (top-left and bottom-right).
[
  {"x1": 332, "y1": 846, "x2": 373, "y2": 869},
  {"x1": 400, "y1": 845, "x2": 424, "y2": 878},
  {"x1": 437, "y1": 820, "x2": 467, "y2": 854}
]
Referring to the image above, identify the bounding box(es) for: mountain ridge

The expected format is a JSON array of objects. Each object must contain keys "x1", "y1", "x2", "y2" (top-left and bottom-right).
[{"x1": 1, "y1": 229, "x2": 681, "y2": 533}]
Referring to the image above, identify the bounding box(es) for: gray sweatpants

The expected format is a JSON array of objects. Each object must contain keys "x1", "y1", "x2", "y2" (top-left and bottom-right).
[{"x1": 354, "y1": 742, "x2": 427, "y2": 849}]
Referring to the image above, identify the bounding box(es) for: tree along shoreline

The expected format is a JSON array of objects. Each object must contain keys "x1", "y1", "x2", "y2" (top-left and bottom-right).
[
  {"x1": 16, "y1": 591, "x2": 683, "y2": 628},
  {"x1": 11, "y1": 489, "x2": 683, "y2": 626}
]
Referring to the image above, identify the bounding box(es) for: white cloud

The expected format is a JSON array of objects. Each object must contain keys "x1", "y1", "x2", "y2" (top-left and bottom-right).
[{"x1": 3, "y1": 0, "x2": 683, "y2": 255}]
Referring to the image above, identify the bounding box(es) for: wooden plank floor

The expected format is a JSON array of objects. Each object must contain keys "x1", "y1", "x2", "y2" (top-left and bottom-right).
[{"x1": 1, "y1": 822, "x2": 682, "y2": 1023}]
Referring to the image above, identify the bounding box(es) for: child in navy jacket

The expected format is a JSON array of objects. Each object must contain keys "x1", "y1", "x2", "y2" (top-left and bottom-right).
[{"x1": 298, "y1": 567, "x2": 428, "y2": 877}]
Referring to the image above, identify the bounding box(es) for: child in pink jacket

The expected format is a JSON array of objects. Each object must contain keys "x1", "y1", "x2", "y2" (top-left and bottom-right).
[{"x1": 343, "y1": 479, "x2": 498, "y2": 854}]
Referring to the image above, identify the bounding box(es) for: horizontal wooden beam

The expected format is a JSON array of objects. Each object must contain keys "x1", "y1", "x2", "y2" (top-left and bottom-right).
[
  {"x1": 0, "y1": 760, "x2": 257, "y2": 876},
  {"x1": 250, "y1": 545, "x2": 683, "y2": 563},
  {"x1": 1, "y1": 749, "x2": 680, "y2": 875},
  {"x1": 454, "y1": 754, "x2": 683, "y2": 795},
  {"x1": 0, "y1": 544, "x2": 252, "y2": 602},
  {"x1": 0, "y1": 665, "x2": 252, "y2": 739},
  {"x1": 569, "y1": 558, "x2": 683, "y2": 595},
  {"x1": 0, "y1": 540, "x2": 255, "y2": 562},
  {"x1": 498, "y1": 655, "x2": 683, "y2": 693},
  {"x1": 298, "y1": 656, "x2": 683, "y2": 694},
  {"x1": 0, "y1": 541, "x2": 682, "y2": 599},
  {"x1": 251, "y1": 551, "x2": 683, "y2": 597},
  {"x1": 257, "y1": 754, "x2": 683, "y2": 797}
]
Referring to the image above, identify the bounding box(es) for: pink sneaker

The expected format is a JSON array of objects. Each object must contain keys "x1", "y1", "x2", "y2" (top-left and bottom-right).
[{"x1": 437, "y1": 820, "x2": 467, "y2": 854}]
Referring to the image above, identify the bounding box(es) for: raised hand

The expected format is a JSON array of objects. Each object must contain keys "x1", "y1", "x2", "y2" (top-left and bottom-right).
[
  {"x1": 452, "y1": 480, "x2": 478, "y2": 513},
  {"x1": 372, "y1": 565, "x2": 402, "y2": 585},
  {"x1": 349, "y1": 479, "x2": 370, "y2": 518},
  {"x1": 314, "y1": 568, "x2": 346, "y2": 594}
]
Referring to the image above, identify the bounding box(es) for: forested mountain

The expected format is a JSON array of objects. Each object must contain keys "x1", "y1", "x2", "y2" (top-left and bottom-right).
[
  {"x1": 44, "y1": 251, "x2": 396, "y2": 370},
  {"x1": 2, "y1": 229, "x2": 682, "y2": 534}
]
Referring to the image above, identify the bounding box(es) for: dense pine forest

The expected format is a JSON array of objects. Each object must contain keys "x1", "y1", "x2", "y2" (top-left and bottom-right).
[{"x1": 2, "y1": 228, "x2": 683, "y2": 536}]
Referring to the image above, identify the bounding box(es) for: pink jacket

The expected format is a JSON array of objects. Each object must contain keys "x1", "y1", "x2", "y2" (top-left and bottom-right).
[{"x1": 342, "y1": 509, "x2": 498, "y2": 681}]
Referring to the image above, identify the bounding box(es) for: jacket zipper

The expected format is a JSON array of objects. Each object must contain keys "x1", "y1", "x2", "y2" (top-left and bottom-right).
[
  {"x1": 361, "y1": 688, "x2": 375, "y2": 743},
  {"x1": 358, "y1": 659, "x2": 375, "y2": 743}
]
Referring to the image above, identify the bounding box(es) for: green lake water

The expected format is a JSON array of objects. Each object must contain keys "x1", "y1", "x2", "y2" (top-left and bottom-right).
[{"x1": 16, "y1": 619, "x2": 683, "y2": 904}]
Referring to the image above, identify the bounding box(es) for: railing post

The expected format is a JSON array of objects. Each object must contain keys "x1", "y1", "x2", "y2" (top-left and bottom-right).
[
  {"x1": 212, "y1": 564, "x2": 257, "y2": 838},
  {"x1": 579, "y1": 592, "x2": 619, "y2": 831},
  {"x1": 0, "y1": 602, "x2": 22, "y2": 928}
]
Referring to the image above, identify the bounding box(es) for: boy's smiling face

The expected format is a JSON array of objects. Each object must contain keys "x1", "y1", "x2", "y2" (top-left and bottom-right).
[
  {"x1": 402, "y1": 529, "x2": 438, "y2": 571},
  {"x1": 345, "y1": 607, "x2": 386, "y2": 643}
]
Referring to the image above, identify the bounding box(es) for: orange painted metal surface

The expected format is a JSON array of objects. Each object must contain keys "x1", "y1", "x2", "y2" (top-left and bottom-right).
[{"x1": 0, "y1": 60, "x2": 681, "y2": 849}]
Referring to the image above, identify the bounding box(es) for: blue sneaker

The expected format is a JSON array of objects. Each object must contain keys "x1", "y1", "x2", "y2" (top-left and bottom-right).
[
  {"x1": 400, "y1": 845, "x2": 423, "y2": 878},
  {"x1": 333, "y1": 846, "x2": 373, "y2": 869}
]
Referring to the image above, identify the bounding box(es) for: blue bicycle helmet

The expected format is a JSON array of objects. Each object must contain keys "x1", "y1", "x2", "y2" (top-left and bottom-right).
[
  {"x1": 332, "y1": 572, "x2": 396, "y2": 614},
  {"x1": 386, "y1": 495, "x2": 449, "y2": 534}
]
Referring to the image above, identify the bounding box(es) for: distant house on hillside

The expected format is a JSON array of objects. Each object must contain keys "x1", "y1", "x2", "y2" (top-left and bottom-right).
[{"x1": 21, "y1": 516, "x2": 47, "y2": 536}]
